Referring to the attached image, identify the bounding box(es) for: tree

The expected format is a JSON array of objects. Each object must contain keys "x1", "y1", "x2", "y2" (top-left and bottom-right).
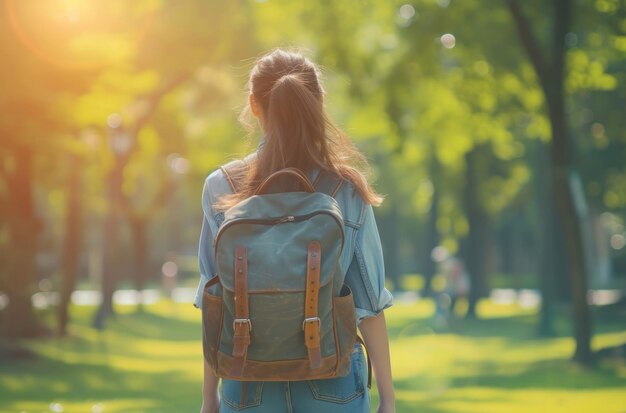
[
  {"x1": 0, "y1": 1, "x2": 96, "y2": 337},
  {"x1": 58, "y1": 145, "x2": 84, "y2": 335},
  {"x1": 507, "y1": 0, "x2": 593, "y2": 364}
]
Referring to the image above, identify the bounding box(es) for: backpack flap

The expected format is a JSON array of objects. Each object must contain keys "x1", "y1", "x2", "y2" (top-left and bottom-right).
[{"x1": 215, "y1": 192, "x2": 344, "y2": 293}]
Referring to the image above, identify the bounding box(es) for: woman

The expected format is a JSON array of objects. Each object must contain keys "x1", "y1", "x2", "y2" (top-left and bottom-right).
[{"x1": 195, "y1": 49, "x2": 395, "y2": 413}]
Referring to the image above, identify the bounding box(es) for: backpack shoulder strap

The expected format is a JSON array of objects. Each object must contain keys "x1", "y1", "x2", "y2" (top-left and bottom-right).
[
  {"x1": 223, "y1": 162, "x2": 343, "y2": 196},
  {"x1": 220, "y1": 158, "x2": 250, "y2": 194},
  {"x1": 313, "y1": 169, "x2": 344, "y2": 198}
]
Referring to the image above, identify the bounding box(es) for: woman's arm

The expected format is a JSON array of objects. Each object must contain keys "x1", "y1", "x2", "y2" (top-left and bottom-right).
[
  {"x1": 200, "y1": 359, "x2": 220, "y2": 413},
  {"x1": 198, "y1": 177, "x2": 221, "y2": 413},
  {"x1": 359, "y1": 311, "x2": 395, "y2": 413}
]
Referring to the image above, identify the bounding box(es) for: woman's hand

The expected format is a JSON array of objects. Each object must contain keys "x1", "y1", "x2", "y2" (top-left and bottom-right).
[
  {"x1": 376, "y1": 398, "x2": 396, "y2": 413},
  {"x1": 359, "y1": 311, "x2": 396, "y2": 413},
  {"x1": 200, "y1": 396, "x2": 219, "y2": 413},
  {"x1": 202, "y1": 359, "x2": 220, "y2": 413}
]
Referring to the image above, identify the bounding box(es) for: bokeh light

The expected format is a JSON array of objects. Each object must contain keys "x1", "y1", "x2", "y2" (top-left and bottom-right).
[
  {"x1": 610, "y1": 234, "x2": 625, "y2": 250},
  {"x1": 399, "y1": 4, "x2": 416, "y2": 20},
  {"x1": 440, "y1": 33, "x2": 456, "y2": 49},
  {"x1": 162, "y1": 261, "x2": 178, "y2": 278}
]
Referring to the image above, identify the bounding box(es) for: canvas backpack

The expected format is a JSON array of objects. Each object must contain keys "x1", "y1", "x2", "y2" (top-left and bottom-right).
[{"x1": 201, "y1": 160, "x2": 359, "y2": 381}]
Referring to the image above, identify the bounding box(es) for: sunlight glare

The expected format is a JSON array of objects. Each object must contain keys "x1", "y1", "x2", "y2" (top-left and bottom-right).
[{"x1": 4, "y1": 0, "x2": 155, "y2": 70}]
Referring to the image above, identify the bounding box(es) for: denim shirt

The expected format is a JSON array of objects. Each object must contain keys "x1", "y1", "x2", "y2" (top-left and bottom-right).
[{"x1": 193, "y1": 159, "x2": 393, "y2": 323}]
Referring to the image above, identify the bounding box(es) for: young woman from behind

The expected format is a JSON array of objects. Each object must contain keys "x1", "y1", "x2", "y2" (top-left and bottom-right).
[{"x1": 195, "y1": 49, "x2": 395, "y2": 413}]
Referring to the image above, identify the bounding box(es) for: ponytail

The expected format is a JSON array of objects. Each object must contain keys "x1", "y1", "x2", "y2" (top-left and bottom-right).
[
  {"x1": 214, "y1": 49, "x2": 383, "y2": 212},
  {"x1": 263, "y1": 73, "x2": 328, "y2": 173}
]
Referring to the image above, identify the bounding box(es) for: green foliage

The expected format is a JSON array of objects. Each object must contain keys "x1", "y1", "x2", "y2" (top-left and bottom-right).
[{"x1": 2, "y1": 0, "x2": 623, "y2": 237}]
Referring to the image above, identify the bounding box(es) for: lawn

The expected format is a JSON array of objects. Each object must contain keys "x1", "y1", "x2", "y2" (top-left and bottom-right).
[{"x1": 1, "y1": 299, "x2": 625, "y2": 413}]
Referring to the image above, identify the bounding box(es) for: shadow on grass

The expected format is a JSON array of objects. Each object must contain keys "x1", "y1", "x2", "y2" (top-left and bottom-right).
[
  {"x1": 0, "y1": 305, "x2": 205, "y2": 412},
  {"x1": 389, "y1": 356, "x2": 626, "y2": 413},
  {"x1": 386, "y1": 312, "x2": 538, "y2": 341},
  {"x1": 387, "y1": 304, "x2": 626, "y2": 342},
  {"x1": 0, "y1": 353, "x2": 201, "y2": 412},
  {"x1": 109, "y1": 310, "x2": 202, "y2": 342},
  {"x1": 449, "y1": 358, "x2": 626, "y2": 389},
  {"x1": 389, "y1": 376, "x2": 511, "y2": 413}
]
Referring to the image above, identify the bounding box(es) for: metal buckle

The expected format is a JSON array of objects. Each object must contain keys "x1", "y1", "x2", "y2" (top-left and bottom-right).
[
  {"x1": 233, "y1": 318, "x2": 252, "y2": 332},
  {"x1": 302, "y1": 317, "x2": 321, "y2": 332}
]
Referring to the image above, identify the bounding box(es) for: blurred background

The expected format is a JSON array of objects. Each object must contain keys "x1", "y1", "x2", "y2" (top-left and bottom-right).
[{"x1": 0, "y1": 0, "x2": 625, "y2": 412}]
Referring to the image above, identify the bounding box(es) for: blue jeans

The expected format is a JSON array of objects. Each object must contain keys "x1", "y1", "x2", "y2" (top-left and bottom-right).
[{"x1": 219, "y1": 344, "x2": 370, "y2": 413}]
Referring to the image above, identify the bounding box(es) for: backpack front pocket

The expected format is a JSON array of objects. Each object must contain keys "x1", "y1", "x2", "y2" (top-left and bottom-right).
[
  {"x1": 332, "y1": 285, "x2": 357, "y2": 376},
  {"x1": 202, "y1": 289, "x2": 224, "y2": 370}
]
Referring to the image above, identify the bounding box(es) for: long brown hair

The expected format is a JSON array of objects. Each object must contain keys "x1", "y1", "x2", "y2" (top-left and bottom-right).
[{"x1": 215, "y1": 48, "x2": 382, "y2": 211}]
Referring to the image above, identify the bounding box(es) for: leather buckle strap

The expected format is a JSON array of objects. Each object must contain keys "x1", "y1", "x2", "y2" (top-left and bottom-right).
[
  {"x1": 304, "y1": 241, "x2": 322, "y2": 369},
  {"x1": 233, "y1": 318, "x2": 252, "y2": 332},
  {"x1": 302, "y1": 317, "x2": 321, "y2": 331},
  {"x1": 231, "y1": 246, "x2": 251, "y2": 377}
]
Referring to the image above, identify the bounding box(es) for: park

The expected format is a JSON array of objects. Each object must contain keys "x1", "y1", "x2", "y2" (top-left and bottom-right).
[{"x1": 1, "y1": 1, "x2": 625, "y2": 412}]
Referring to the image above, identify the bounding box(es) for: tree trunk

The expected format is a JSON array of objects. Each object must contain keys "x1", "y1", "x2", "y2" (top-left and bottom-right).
[
  {"x1": 508, "y1": 0, "x2": 593, "y2": 364},
  {"x1": 533, "y1": 140, "x2": 557, "y2": 337},
  {"x1": 92, "y1": 155, "x2": 125, "y2": 329},
  {"x1": 422, "y1": 153, "x2": 441, "y2": 298},
  {"x1": 550, "y1": 162, "x2": 593, "y2": 363},
  {"x1": 546, "y1": 0, "x2": 593, "y2": 364},
  {"x1": 130, "y1": 215, "x2": 148, "y2": 311},
  {"x1": 462, "y1": 146, "x2": 491, "y2": 318},
  {"x1": 58, "y1": 153, "x2": 83, "y2": 335},
  {"x1": 91, "y1": 75, "x2": 189, "y2": 325},
  {"x1": 1, "y1": 146, "x2": 43, "y2": 337}
]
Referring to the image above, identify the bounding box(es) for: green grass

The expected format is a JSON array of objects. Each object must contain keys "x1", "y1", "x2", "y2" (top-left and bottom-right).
[{"x1": 1, "y1": 299, "x2": 625, "y2": 413}]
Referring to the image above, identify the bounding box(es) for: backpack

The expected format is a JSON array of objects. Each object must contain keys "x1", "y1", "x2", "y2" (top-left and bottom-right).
[{"x1": 201, "y1": 160, "x2": 358, "y2": 381}]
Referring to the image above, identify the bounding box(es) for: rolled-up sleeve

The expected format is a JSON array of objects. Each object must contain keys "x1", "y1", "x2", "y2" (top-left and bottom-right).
[
  {"x1": 193, "y1": 177, "x2": 219, "y2": 309},
  {"x1": 193, "y1": 215, "x2": 216, "y2": 309},
  {"x1": 344, "y1": 203, "x2": 393, "y2": 323}
]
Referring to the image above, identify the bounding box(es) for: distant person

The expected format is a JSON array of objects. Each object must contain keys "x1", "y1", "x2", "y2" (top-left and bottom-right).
[
  {"x1": 431, "y1": 246, "x2": 471, "y2": 321},
  {"x1": 194, "y1": 49, "x2": 395, "y2": 413}
]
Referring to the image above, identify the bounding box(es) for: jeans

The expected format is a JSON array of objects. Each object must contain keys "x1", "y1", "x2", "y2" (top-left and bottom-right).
[{"x1": 219, "y1": 343, "x2": 370, "y2": 413}]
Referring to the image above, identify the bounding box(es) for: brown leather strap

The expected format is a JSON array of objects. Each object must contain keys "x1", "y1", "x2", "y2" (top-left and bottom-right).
[
  {"x1": 255, "y1": 168, "x2": 316, "y2": 195},
  {"x1": 220, "y1": 159, "x2": 249, "y2": 194},
  {"x1": 204, "y1": 275, "x2": 220, "y2": 290},
  {"x1": 220, "y1": 152, "x2": 256, "y2": 194},
  {"x1": 231, "y1": 246, "x2": 251, "y2": 376},
  {"x1": 312, "y1": 170, "x2": 324, "y2": 187},
  {"x1": 330, "y1": 179, "x2": 343, "y2": 197},
  {"x1": 303, "y1": 241, "x2": 322, "y2": 369},
  {"x1": 313, "y1": 170, "x2": 343, "y2": 198},
  {"x1": 220, "y1": 165, "x2": 238, "y2": 193}
]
